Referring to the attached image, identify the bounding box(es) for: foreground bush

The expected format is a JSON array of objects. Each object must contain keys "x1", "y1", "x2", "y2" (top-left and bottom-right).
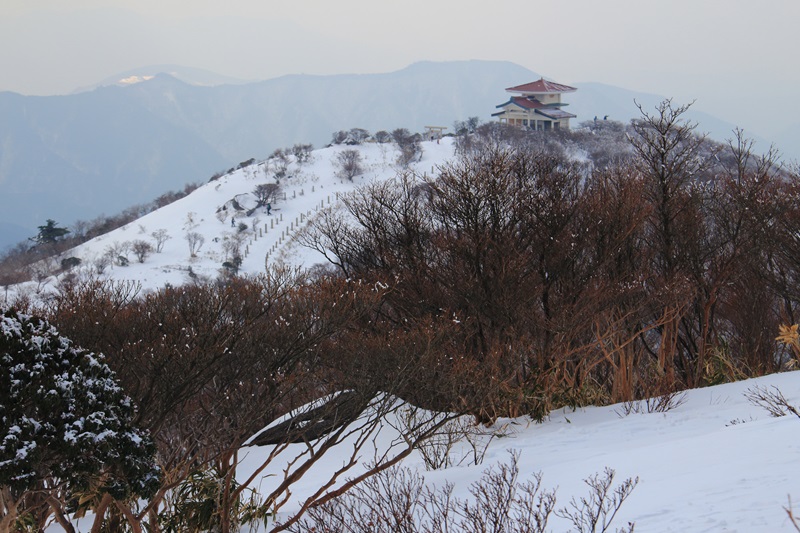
[
  {"x1": 286, "y1": 452, "x2": 637, "y2": 533},
  {"x1": 0, "y1": 307, "x2": 159, "y2": 533}
]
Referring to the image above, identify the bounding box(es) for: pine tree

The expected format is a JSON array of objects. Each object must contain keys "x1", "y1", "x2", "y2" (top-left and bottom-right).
[{"x1": 32, "y1": 219, "x2": 70, "y2": 245}]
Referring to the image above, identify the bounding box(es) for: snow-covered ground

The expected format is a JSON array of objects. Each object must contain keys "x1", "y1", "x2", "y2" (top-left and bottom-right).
[
  {"x1": 58, "y1": 369, "x2": 800, "y2": 532},
  {"x1": 26, "y1": 139, "x2": 456, "y2": 291},
  {"x1": 231, "y1": 371, "x2": 800, "y2": 532},
  {"x1": 18, "y1": 138, "x2": 800, "y2": 531}
]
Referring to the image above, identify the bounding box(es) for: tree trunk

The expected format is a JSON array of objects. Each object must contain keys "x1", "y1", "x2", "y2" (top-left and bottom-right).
[
  {"x1": 116, "y1": 501, "x2": 143, "y2": 533},
  {"x1": 0, "y1": 487, "x2": 20, "y2": 533},
  {"x1": 90, "y1": 493, "x2": 113, "y2": 533},
  {"x1": 47, "y1": 496, "x2": 76, "y2": 533}
]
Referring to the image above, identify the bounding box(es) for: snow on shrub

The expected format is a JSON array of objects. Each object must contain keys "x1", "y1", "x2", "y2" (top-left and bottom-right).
[{"x1": 0, "y1": 307, "x2": 160, "y2": 501}]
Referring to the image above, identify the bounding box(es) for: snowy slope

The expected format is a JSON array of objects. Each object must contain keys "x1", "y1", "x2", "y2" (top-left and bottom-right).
[
  {"x1": 231, "y1": 372, "x2": 800, "y2": 532},
  {"x1": 23, "y1": 139, "x2": 800, "y2": 532},
  {"x1": 46, "y1": 140, "x2": 453, "y2": 289}
]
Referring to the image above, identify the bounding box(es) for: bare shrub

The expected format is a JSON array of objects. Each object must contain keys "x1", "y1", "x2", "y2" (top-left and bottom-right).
[
  {"x1": 743, "y1": 385, "x2": 800, "y2": 419},
  {"x1": 104, "y1": 241, "x2": 131, "y2": 266},
  {"x1": 183, "y1": 211, "x2": 199, "y2": 231},
  {"x1": 457, "y1": 453, "x2": 556, "y2": 533},
  {"x1": 92, "y1": 255, "x2": 111, "y2": 275},
  {"x1": 453, "y1": 116, "x2": 480, "y2": 136},
  {"x1": 271, "y1": 149, "x2": 290, "y2": 180},
  {"x1": 286, "y1": 452, "x2": 555, "y2": 533},
  {"x1": 0, "y1": 247, "x2": 31, "y2": 304},
  {"x1": 334, "y1": 149, "x2": 363, "y2": 181},
  {"x1": 43, "y1": 273, "x2": 466, "y2": 533},
  {"x1": 555, "y1": 467, "x2": 638, "y2": 533},
  {"x1": 292, "y1": 143, "x2": 314, "y2": 164},
  {"x1": 302, "y1": 148, "x2": 647, "y2": 422},
  {"x1": 131, "y1": 239, "x2": 153, "y2": 263},
  {"x1": 222, "y1": 232, "x2": 246, "y2": 265},
  {"x1": 347, "y1": 128, "x2": 370, "y2": 145},
  {"x1": 392, "y1": 128, "x2": 422, "y2": 168},
  {"x1": 396, "y1": 406, "x2": 503, "y2": 470},
  {"x1": 397, "y1": 407, "x2": 463, "y2": 471},
  {"x1": 287, "y1": 452, "x2": 636, "y2": 533},
  {"x1": 330, "y1": 130, "x2": 348, "y2": 145},
  {"x1": 615, "y1": 391, "x2": 687, "y2": 417},
  {"x1": 786, "y1": 496, "x2": 800, "y2": 533}
]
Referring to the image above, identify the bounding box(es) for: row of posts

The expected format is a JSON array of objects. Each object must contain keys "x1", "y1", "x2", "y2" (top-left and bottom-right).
[{"x1": 262, "y1": 193, "x2": 336, "y2": 267}]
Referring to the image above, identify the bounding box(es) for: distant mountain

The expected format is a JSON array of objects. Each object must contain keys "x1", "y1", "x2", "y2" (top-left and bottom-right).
[
  {"x1": 115, "y1": 60, "x2": 539, "y2": 162},
  {"x1": 0, "y1": 86, "x2": 231, "y2": 250},
  {"x1": 72, "y1": 64, "x2": 254, "y2": 93},
  {"x1": 0, "y1": 60, "x2": 774, "y2": 251}
]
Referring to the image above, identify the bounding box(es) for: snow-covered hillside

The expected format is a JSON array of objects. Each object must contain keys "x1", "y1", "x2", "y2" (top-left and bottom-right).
[
  {"x1": 37, "y1": 139, "x2": 456, "y2": 291},
  {"x1": 18, "y1": 139, "x2": 800, "y2": 532}
]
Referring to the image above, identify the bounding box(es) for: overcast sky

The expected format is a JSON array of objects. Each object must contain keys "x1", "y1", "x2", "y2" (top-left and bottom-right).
[{"x1": 3, "y1": 0, "x2": 799, "y2": 140}]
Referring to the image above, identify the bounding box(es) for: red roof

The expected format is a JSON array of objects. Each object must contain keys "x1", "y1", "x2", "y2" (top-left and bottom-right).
[
  {"x1": 506, "y1": 78, "x2": 577, "y2": 94},
  {"x1": 504, "y1": 96, "x2": 545, "y2": 110}
]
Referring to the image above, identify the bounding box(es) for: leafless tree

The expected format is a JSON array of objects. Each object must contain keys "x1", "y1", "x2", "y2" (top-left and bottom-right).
[
  {"x1": 104, "y1": 241, "x2": 131, "y2": 266},
  {"x1": 253, "y1": 183, "x2": 282, "y2": 208},
  {"x1": 347, "y1": 128, "x2": 370, "y2": 145},
  {"x1": 330, "y1": 130, "x2": 348, "y2": 145},
  {"x1": 151, "y1": 229, "x2": 171, "y2": 253},
  {"x1": 131, "y1": 240, "x2": 153, "y2": 263},
  {"x1": 185, "y1": 232, "x2": 205, "y2": 257},
  {"x1": 334, "y1": 149, "x2": 363, "y2": 181},
  {"x1": 392, "y1": 128, "x2": 422, "y2": 168},
  {"x1": 271, "y1": 149, "x2": 290, "y2": 180},
  {"x1": 292, "y1": 143, "x2": 313, "y2": 164}
]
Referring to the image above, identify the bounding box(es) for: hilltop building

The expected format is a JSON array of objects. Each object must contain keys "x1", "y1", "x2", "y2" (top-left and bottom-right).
[{"x1": 493, "y1": 78, "x2": 577, "y2": 131}]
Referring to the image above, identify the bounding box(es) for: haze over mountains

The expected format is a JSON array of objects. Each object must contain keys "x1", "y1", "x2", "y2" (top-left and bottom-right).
[{"x1": 0, "y1": 60, "x2": 792, "y2": 250}]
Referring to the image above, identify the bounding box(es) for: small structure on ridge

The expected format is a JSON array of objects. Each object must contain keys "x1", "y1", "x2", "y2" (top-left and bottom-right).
[{"x1": 493, "y1": 78, "x2": 577, "y2": 131}]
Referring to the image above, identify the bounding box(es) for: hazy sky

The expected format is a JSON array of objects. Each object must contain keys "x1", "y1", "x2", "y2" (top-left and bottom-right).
[{"x1": 2, "y1": 0, "x2": 799, "y2": 140}]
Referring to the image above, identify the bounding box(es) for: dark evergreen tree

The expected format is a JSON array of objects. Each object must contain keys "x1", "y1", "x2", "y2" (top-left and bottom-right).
[
  {"x1": 32, "y1": 219, "x2": 70, "y2": 245},
  {"x1": 0, "y1": 308, "x2": 160, "y2": 529}
]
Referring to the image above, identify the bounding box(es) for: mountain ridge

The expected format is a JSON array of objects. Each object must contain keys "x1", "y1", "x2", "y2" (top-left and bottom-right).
[{"x1": 0, "y1": 60, "x2": 786, "y2": 251}]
